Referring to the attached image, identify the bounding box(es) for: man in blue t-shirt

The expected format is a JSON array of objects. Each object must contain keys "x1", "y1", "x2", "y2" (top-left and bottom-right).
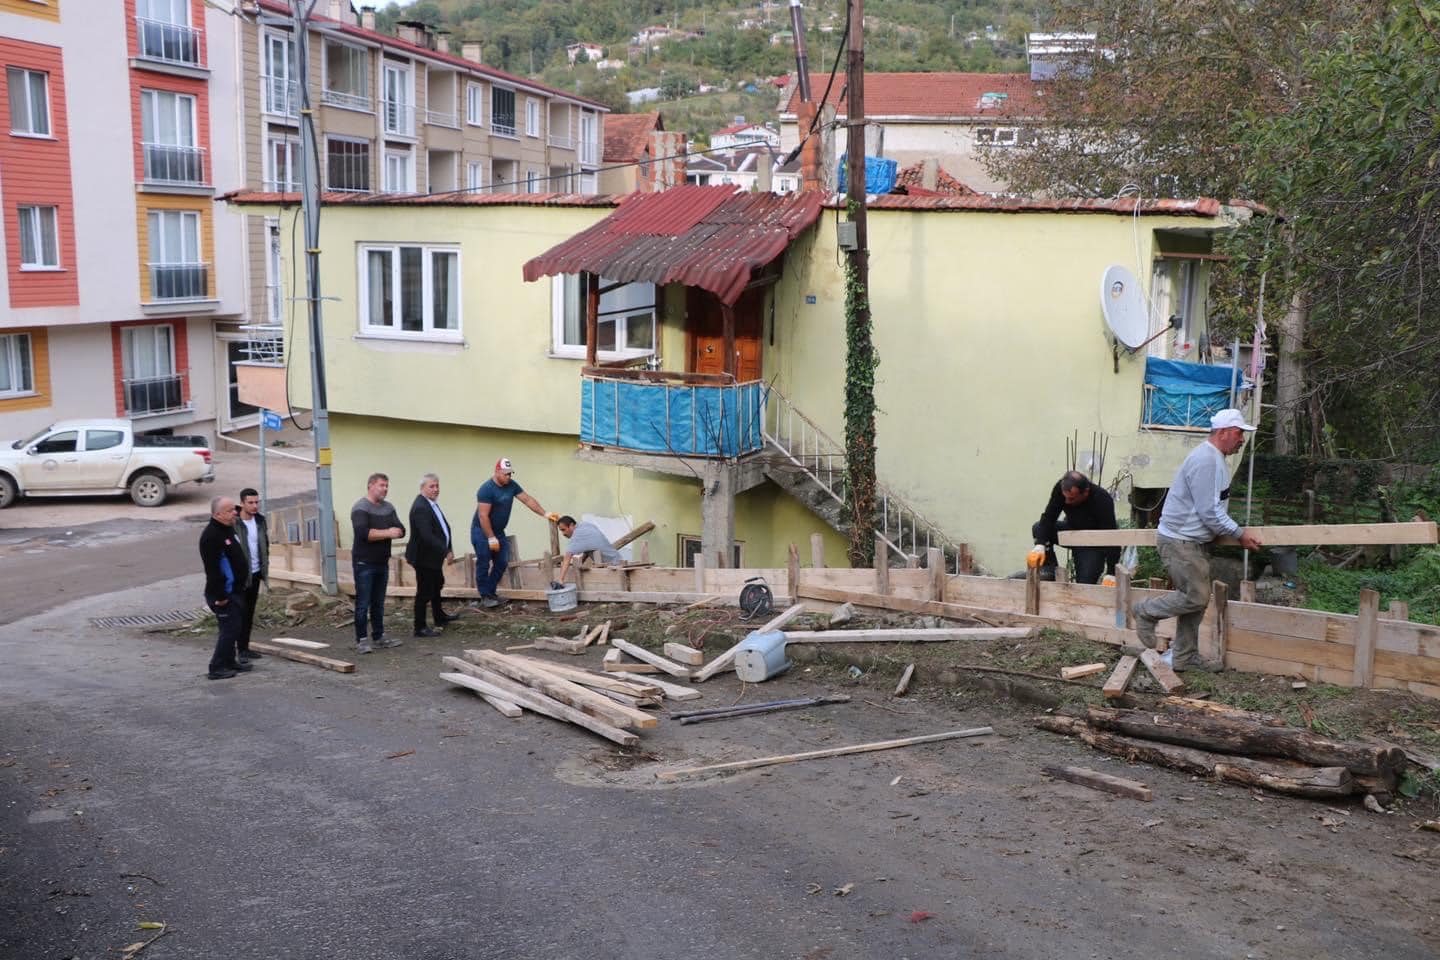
[{"x1": 470, "y1": 456, "x2": 557, "y2": 607}]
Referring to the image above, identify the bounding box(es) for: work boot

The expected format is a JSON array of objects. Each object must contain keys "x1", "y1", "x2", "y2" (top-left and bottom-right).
[
  {"x1": 207, "y1": 669, "x2": 238, "y2": 680},
  {"x1": 377, "y1": 637, "x2": 404, "y2": 649},
  {"x1": 1131, "y1": 609, "x2": 1158, "y2": 650},
  {"x1": 239, "y1": 650, "x2": 264, "y2": 660},
  {"x1": 356, "y1": 640, "x2": 374, "y2": 655},
  {"x1": 480, "y1": 596, "x2": 501, "y2": 609},
  {"x1": 1173, "y1": 658, "x2": 1223, "y2": 674}
]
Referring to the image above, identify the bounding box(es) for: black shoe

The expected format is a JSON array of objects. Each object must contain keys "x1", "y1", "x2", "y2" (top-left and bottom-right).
[
  {"x1": 239, "y1": 650, "x2": 264, "y2": 660},
  {"x1": 414, "y1": 627, "x2": 442, "y2": 638},
  {"x1": 207, "y1": 669, "x2": 238, "y2": 680},
  {"x1": 231, "y1": 661, "x2": 254, "y2": 672},
  {"x1": 487, "y1": 594, "x2": 510, "y2": 607},
  {"x1": 436, "y1": 613, "x2": 461, "y2": 625}
]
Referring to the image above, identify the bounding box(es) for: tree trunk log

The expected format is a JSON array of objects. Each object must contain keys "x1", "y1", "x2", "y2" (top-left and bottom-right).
[
  {"x1": 1036, "y1": 716, "x2": 1356, "y2": 799},
  {"x1": 1084, "y1": 706, "x2": 1404, "y2": 777}
]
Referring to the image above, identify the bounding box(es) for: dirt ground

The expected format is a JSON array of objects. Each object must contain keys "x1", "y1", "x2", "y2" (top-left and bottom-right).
[{"x1": 150, "y1": 588, "x2": 1440, "y2": 954}]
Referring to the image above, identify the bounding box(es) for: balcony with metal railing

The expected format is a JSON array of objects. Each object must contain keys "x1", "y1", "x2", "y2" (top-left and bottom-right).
[
  {"x1": 321, "y1": 88, "x2": 372, "y2": 112},
  {"x1": 142, "y1": 142, "x2": 206, "y2": 186},
  {"x1": 491, "y1": 119, "x2": 518, "y2": 138},
  {"x1": 123, "y1": 371, "x2": 190, "y2": 417},
  {"x1": 425, "y1": 108, "x2": 458, "y2": 128},
  {"x1": 381, "y1": 100, "x2": 415, "y2": 137},
  {"x1": 548, "y1": 133, "x2": 575, "y2": 150},
  {"x1": 239, "y1": 324, "x2": 285, "y2": 365},
  {"x1": 136, "y1": 17, "x2": 202, "y2": 67},
  {"x1": 262, "y1": 74, "x2": 299, "y2": 117},
  {"x1": 578, "y1": 139, "x2": 599, "y2": 166},
  {"x1": 148, "y1": 262, "x2": 209, "y2": 302}
]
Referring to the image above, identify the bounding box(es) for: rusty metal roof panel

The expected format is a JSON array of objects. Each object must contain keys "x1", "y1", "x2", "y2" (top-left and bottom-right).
[{"x1": 523, "y1": 185, "x2": 823, "y2": 304}]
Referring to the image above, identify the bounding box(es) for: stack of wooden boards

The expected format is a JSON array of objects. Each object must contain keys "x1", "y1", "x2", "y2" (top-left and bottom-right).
[
  {"x1": 1037, "y1": 700, "x2": 1410, "y2": 803},
  {"x1": 440, "y1": 649, "x2": 700, "y2": 746}
]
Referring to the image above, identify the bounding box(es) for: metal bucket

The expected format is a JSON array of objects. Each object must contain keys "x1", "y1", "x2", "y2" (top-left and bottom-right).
[
  {"x1": 546, "y1": 584, "x2": 577, "y2": 613},
  {"x1": 734, "y1": 630, "x2": 791, "y2": 683}
]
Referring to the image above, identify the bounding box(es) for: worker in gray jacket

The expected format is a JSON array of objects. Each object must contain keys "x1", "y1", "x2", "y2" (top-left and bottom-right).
[
  {"x1": 551, "y1": 515, "x2": 622, "y2": 588},
  {"x1": 1132, "y1": 409, "x2": 1262, "y2": 672}
]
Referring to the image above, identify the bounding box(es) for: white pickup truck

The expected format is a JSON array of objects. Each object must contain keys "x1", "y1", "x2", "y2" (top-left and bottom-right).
[{"x1": 0, "y1": 418, "x2": 215, "y2": 509}]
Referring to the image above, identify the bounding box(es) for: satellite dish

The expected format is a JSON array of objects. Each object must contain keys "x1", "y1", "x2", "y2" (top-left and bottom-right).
[{"x1": 1100, "y1": 265, "x2": 1148, "y2": 350}]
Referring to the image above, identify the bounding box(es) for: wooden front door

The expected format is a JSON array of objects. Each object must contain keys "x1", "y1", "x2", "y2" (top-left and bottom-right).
[{"x1": 687, "y1": 286, "x2": 765, "y2": 381}]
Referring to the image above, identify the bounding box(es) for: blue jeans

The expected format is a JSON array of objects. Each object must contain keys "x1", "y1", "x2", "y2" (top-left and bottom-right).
[
  {"x1": 353, "y1": 560, "x2": 390, "y2": 642},
  {"x1": 471, "y1": 530, "x2": 509, "y2": 596}
]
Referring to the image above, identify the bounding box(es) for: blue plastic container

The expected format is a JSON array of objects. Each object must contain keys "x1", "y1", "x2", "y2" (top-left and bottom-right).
[{"x1": 734, "y1": 630, "x2": 791, "y2": 682}]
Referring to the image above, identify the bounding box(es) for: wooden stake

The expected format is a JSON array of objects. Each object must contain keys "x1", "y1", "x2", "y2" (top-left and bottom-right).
[
  {"x1": 1102, "y1": 656, "x2": 1138, "y2": 699},
  {"x1": 894, "y1": 663, "x2": 915, "y2": 696},
  {"x1": 874, "y1": 535, "x2": 889, "y2": 596},
  {"x1": 694, "y1": 554, "x2": 706, "y2": 594},
  {"x1": 1054, "y1": 565, "x2": 1069, "y2": 584},
  {"x1": 1042, "y1": 764, "x2": 1152, "y2": 801},
  {"x1": 787, "y1": 542, "x2": 800, "y2": 600},
  {"x1": 1114, "y1": 563, "x2": 1132, "y2": 629},
  {"x1": 1239, "y1": 580, "x2": 1256, "y2": 602},
  {"x1": 1210, "y1": 580, "x2": 1229, "y2": 665},
  {"x1": 1024, "y1": 565, "x2": 1040, "y2": 616},
  {"x1": 811, "y1": 532, "x2": 826, "y2": 569},
  {"x1": 655, "y1": 727, "x2": 994, "y2": 783},
  {"x1": 637, "y1": 540, "x2": 650, "y2": 564},
  {"x1": 507, "y1": 535, "x2": 521, "y2": 588},
  {"x1": 927, "y1": 546, "x2": 945, "y2": 601},
  {"x1": 1353, "y1": 588, "x2": 1379, "y2": 689},
  {"x1": 1385, "y1": 599, "x2": 1410, "y2": 621},
  {"x1": 1139, "y1": 648, "x2": 1186, "y2": 695}
]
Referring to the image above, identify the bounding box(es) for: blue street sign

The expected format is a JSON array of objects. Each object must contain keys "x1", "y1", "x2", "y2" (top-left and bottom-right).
[{"x1": 261, "y1": 410, "x2": 283, "y2": 431}]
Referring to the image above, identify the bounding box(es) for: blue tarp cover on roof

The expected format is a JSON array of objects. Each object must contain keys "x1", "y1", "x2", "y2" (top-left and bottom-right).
[
  {"x1": 1144, "y1": 357, "x2": 1248, "y2": 428},
  {"x1": 837, "y1": 155, "x2": 899, "y2": 196},
  {"x1": 581, "y1": 379, "x2": 765, "y2": 457}
]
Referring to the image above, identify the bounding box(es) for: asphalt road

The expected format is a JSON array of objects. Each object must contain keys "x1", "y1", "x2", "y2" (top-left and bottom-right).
[{"x1": 2, "y1": 539, "x2": 1437, "y2": 958}]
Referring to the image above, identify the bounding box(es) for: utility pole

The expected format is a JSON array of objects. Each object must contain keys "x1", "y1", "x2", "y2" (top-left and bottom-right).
[
  {"x1": 293, "y1": 0, "x2": 339, "y2": 594},
  {"x1": 842, "y1": 0, "x2": 876, "y2": 567}
]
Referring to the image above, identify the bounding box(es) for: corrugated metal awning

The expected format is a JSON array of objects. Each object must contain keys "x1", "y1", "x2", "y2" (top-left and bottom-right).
[{"x1": 522, "y1": 185, "x2": 823, "y2": 305}]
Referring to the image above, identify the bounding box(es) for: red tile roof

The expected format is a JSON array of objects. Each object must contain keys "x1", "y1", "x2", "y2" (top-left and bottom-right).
[
  {"x1": 712, "y1": 121, "x2": 769, "y2": 137},
  {"x1": 891, "y1": 162, "x2": 976, "y2": 196},
  {"x1": 523, "y1": 185, "x2": 823, "y2": 305},
  {"x1": 258, "y1": 0, "x2": 609, "y2": 110},
  {"x1": 783, "y1": 72, "x2": 1043, "y2": 119},
  {"x1": 603, "y1": 112, "x2": 661, "y2": 163}
]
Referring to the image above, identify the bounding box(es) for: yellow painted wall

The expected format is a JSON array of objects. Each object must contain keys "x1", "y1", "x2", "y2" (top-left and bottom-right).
[{"x1": 0, "y1": 327, "x2": 50, "y2": 413}]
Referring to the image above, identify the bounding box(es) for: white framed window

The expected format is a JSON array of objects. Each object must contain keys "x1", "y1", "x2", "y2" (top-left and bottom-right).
[
  {"x1": 146, "y1": 209, "x2": 205, "y2": 300},
  {"x1": 382, "y1": 147, "x2": 414, "y2": 192},
  {"x1": 525, "y1": 98, "x2": 540, "y2": 137},
  {"x1": 140, "y1": 89, "x2": 202, "y2": 183},
  {"x1": 326, "y1": 135, "x2": 370, "y2": 192},
  {"x1": 322, "y1": 39, "x2": 370, "y2": 111},
  {"x1": 578, "y1": 172, "x2": 597, "y2": 195},
  {"x1": 121, "y1": 323, "x2": 184, "y2": 414},
  {"x1": 262, "y1": 32, "x2": 298, "y2": 117},
  {"x1": 578, "y1": 110, "x2": 598, "y2": 166},
  {"x1": 526, "y1": 168, "x2": 540, "y2": 193},
  {"x1": 0, "y1": 332, "x2": 35, "y2": 397},
  {"x1": 6, "y1": 67, "x2": 50, "y2": 136},
  {"x1": 466, "y1": 83, "x2": 483, "y2": 125},
  {"x1": 381, "y1": 61, "x2": 413, "y2": 136},
  {"x1": 358, "y1": 244, "x2": 461, "y2": 339},
  {"x1": 265, "y1": 134, "x2": 299, "y2": 191},
  {"x1": 466, "y1": 160, "x2": 485, "y2": 192},
  {"x1": 137, "y1": 0, "x2": 199, "y2": 65},
  {"x1": 264, "y1": 217, "x2": 283, "y2": 325},
  {"x1": 491, "y1": 86, "x2": 515, "y2": 136},
  {"x1": 17, "y1": 205, "x2": 59, "y2": 269},
  {"x1": 551, "y1": 274, "x2": 657, "y2": 358}
]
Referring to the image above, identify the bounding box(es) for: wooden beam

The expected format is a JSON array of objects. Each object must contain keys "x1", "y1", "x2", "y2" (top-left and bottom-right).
[
  {"x1": 584, "y1": 271, "x2": 599, "y2": 366},
  {"x1": 759, "y1": 602, "x2": 807, "y2": 634},
  {"x1": 663, "y1": 642, "x2": 705, "y2": 666},
  {"x1": 464, "y1": 650, "x2": 657, "y2": 730},
  {"x1": 264, "y1": 637, "x2": 330, "y2": 650},
  {"x1": 787, "y1": 542, "x2": 800, "y2": 600},
  {"x1": 1139, "y1": 648, "x2": 1186, "y2": 695},
  {"x1": 248, "y1": 640, "x2": 355, "y2": 674},
  {"x1": 602, "y1": 647, "x2": 661, "y2": 673},
  {"x1": 783, "y1": 627, "x2": 1035, "y2": 643},
  {"x1": 894, "y1": 663, "x2": 915, "y2": 696},
  {"x1": 532, "y1": 636, "x2": 588, "y2": 655},
  {"x1": 439, "y1": 673, "x2": 523, "y2": 717},
  {"x1": 811, "y1": 532, "x2": 825, "y2": 569},
  {"x1": 509, "y1": 656, "x2": 663, "y2": 697},
  {"x1": 1059, "y1": 521, "x2": 1439, "y2": 548},
  {"x1": 654, "y1": 727, "x2": 994, "y2": 783},
  {"x1": 1210, "y1": 580, "x2": 1230, "y2": 664},
  {"x1": 440, "y1": 667, "x2": 638, "y2": 747},
  {"x1": 626, "y1": 672, "x2": 702, "y2": 701},
  {"x1": 927, "y1": 547, "x2": 945, "y2": 600},
  {"x1": 608, "y1": 638, "x2": 694, "y2": 678},
  {"x1": 1059, "y1": 662, "x2": 1107, "y2": 680},
  {"x1": 875, "y1": 536, "x2": 890, "y2": 596},
  {"x1": 611, "y1": 521, "x2": 655, "y2": 551},
  {"x1": 1102, "y1": 656, "x2": 1138, "y2": 699},
  {"x1": 1042, "y1": 764, "x2": 1153, "y2": 801},
  {"x1": 1353, "y1": 588, "x2": 1379, "y2": 688}
]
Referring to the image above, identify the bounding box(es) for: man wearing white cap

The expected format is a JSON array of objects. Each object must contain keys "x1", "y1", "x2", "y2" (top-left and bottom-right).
[
  {"x1": 1131, "y1": 409, "x2": 1263, "y2": 671},
  {"x1": 470, "y1": 457, "x2": 558, "y2": 608}
]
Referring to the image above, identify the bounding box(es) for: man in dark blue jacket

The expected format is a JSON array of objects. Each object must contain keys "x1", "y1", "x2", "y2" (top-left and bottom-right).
[{"x1": 198, "y1": 495, "x2": 253, "y2": 681}]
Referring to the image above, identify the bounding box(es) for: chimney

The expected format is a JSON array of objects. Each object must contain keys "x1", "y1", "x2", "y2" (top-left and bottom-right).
[
  {"x1": 921, "y1": 158, "x2": 938, "y2": 191},
  {"x1": 395, "y1": 20, "x2": 427, "y2": 47},
  {"x1": 757, "y1": 153, "x2": 774, "y2": 193},
  {"x1": 327, "y1": 0, "x2": 348, "y2": 22},
  {"x1": 434, "y1": 30, "x2": 451, "y2": 54},
  {"x1": 360, "y1": 5, "x2": 376, "y2": 30},
  {"x1": 461, "y1": 40, "x2": 483, "y2": 64}
]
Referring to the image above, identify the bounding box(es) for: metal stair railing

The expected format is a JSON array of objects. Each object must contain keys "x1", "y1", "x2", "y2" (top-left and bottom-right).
[{"x1": 761, "y1": 387, "x2": 970, "y2": 572}]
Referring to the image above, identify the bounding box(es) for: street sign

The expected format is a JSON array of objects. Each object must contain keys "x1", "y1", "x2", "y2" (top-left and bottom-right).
[{"x1": 261, "y1": 410, "x2": 283, "y2": 432}]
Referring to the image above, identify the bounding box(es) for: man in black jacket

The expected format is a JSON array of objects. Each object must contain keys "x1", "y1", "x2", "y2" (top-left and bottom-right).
[
  {"x1": 405, "y1": 472, "x2": 458, "y2": 638},
  {"x1": 198, "y1": 495, "x2": 253, "y2": 680},
  {"x1": 1032, "y1": 471, "x2": 1122, "y2": 584},
  {"x1": 233, "y1": 487, "x2": 269, "y2": 661}
]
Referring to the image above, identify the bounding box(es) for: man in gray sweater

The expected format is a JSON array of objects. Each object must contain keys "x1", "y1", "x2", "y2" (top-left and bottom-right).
[{"x1": 1132, "y1": 409, "x2": 1262, "y2": 671}]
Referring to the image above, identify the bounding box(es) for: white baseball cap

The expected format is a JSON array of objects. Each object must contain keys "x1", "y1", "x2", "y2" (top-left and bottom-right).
[
  {"x1": 1210, "y1": 409, "x2": 1256, "y2": 431},
  {"x1": 495, "y1": 457, "x2": 514, "y2": 475}
]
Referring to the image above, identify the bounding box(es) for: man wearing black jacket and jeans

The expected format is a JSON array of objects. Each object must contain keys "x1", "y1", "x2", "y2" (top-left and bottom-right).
[
  {"x1": 405, "y1": 472, "x2": 458, "y2": 638},
  {"x1": 1032, "y1": 471, "x2": 1122, "y2": 584},
  {"x1": 198, "y1": 495, "x2": 253, "y2": 680}
]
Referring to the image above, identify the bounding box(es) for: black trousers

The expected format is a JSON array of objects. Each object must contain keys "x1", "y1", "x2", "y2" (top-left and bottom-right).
[
  {"x1": 1032, "y1": 521, "x2": 1119, "y2": 585},
  {"x1": 207, "y1": 593, "x2": 244, "y2": 674},
  {"x1": 413, "y1": 564, "x2": 445, "y2": 631},
  {"x1": 239, "y1": 577, "x2": 261, "y2": 654}
]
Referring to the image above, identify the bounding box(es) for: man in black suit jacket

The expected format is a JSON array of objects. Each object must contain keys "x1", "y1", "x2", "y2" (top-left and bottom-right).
[{"x1": 405, "y1": 473, "x2": 458, "y2": 637}]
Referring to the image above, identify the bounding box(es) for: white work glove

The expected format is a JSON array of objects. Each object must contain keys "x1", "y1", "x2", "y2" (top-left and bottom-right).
[{"x1": 488, "y1": 537, "x2": 500, "y2": 553}]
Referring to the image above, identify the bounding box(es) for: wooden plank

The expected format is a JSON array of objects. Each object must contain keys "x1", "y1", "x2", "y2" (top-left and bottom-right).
[
  {"x1": 894, "y1": 663, "x2": 915, "y2": 696},
  {"x1": 1354, "y1": 588, "x2": 1379, "y2": 688},
  {"x1": 248, "y1": 640, "x2": 355, "y2": 674},
  {"x1": 1114, "y1": 564, "x2": 1132, "y2": 629},
  {"x1": 655, "y1": 727, "x2": 994, "y2": 783},
  {"x1": 1139, "y1": 648, "x2": 1186, "y2": 695},
  {"x1": 611, "y1": 520, "x2": 656, "y2": 551},
  {"x1": 783, "y1": 627, "x2": 1035, "y2": 643},
  {"x1": 927, "y1": 547, "x2": 945, "y2": 601},
  {"x1": 1060, "y1": 521, "x2": 1439, "y2": 548},
  {"x1": 811, "y1": 532, "x2": 825, "y2": 569},
  {"x1": 1103, "y1": 656, "x2": 1138, "y2": 699},
  {"x1": 626, "y1": 672, "x2": 702, "y2": 701},
  {"x1": 1042, "y1": 764, "x2": 1153, "y2": 801},
  {"x1": 1210, "y1": 580, "x2": 1230, "y2": 665},
  {"x1": 608, "y1": 638, "x2": 694, "y2": 678},
  {"x1": 439, "y1": 668, "x2": 638, "y2": 747},
  {"x1": 603, "y1": 647, "x2": 661, "y2": 674},
  {"x1": 760, "y1": 602, "x2": 808, "y2": 634},
  {"x1": 1060, "y1": 662, "x2": 1107, "y2": 681},
  {"x1": 509, "y1": 656, "x2": 664, "y2": 697},
  {"x1": 464, "y1": 650, "x2": 658, "y2": 730},
  {"x1": 875, "y1": 536, "x2": 890, "y2": 596},
  {"x1": 595, "y1": 621, "x2": 610, "y2": 646},
  {"x1": 532, "y1": 636, "x2": 588, "y2": 656},
  {"x1": 264, "y1": 636, "x2": 330, "y2": 650},
  {"x1": 476, "y1": 693, "x2": 524, "y2": 718},
  {"x1": 663, "y1": 642, "x2": 705, "y2": 666}
]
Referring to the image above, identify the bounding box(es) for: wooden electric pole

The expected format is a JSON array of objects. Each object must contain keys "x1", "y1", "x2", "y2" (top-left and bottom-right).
[{"x1": 842, "y1": 0, "x2": 876, "y2": 567}]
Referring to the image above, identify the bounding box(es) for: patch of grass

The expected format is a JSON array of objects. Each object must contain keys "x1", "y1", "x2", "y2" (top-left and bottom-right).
[{"x1": 1180, "y1": 671, "x2": 1219, "y2": 695}]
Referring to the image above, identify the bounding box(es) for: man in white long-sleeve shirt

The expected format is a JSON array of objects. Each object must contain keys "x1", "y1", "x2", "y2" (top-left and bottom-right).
[{"x1": 1132, "y1": 409, "x2": 1263, "y2": 671}]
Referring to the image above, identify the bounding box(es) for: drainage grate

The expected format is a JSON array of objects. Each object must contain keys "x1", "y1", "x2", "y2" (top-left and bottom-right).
[{"x1": 90, "y1": 609, "x2": 205, "y2": 629}]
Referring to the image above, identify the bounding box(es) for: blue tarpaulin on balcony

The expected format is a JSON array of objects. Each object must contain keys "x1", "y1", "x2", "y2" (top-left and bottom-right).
[
  {"x1": 1143, "y1": 357, "x2": 1248, "y2": 428},
  {"x1": 581, "y1": 378, "x2": 765, "y2": 457}
]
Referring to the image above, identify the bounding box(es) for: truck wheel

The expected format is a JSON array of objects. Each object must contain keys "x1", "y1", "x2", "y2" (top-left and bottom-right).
[
  {"x1": 0, "y1": 473, "x2": 16, "y2": 509},
  {"x1": 129, "y1": 471, "x2": 168, "y2": 507}
]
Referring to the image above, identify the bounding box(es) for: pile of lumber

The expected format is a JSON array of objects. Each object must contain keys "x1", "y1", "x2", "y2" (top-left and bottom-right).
[
  {"x1": 440, "y1": 648, "x2": 700, "y2": 746},
  {"x1": 1037, "y1": 700, "x2": 1408, "y2": 802}
]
